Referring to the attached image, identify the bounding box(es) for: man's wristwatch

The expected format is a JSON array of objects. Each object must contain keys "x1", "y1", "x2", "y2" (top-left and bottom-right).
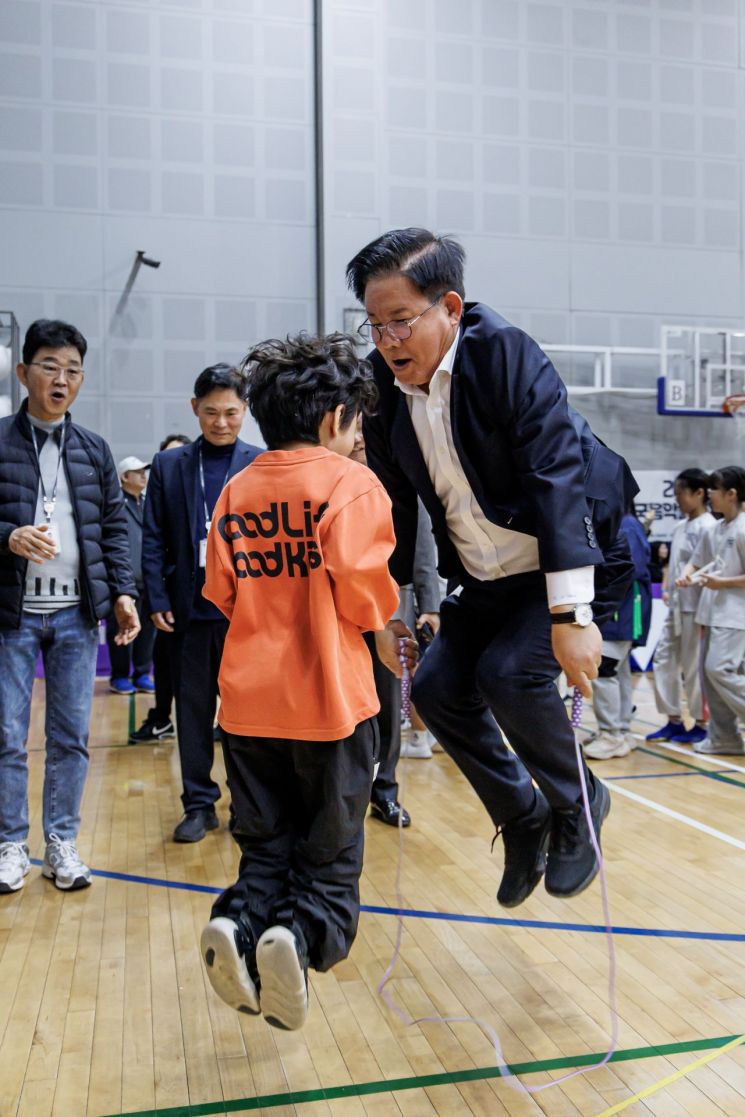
[{"x1": 550, "y1": 604, "x2": 594, "y2": 627}]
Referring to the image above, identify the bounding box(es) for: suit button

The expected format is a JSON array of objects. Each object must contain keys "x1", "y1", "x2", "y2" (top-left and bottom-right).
[{"x1": 583, "y1": 515, "x2": 592, "y2": 525}]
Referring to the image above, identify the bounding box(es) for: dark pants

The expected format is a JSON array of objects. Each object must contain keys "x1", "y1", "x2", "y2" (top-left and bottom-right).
[
  {"x1": 412, "y1": 572, "x2": 590, "y2": 825},
  {"x1": 210, "y1": 719, "x2": 378, "y2": 973},
  {"x1": 170, "y1": 618, "x2": 228, "y2": 811},
  {"x1": 152, "y1": 630, "x2": 174, "y2": 723},
  {"x1": 106, "y1": 609, "x2": 156, "y2": 680},
  {"x1": 365, "y1": 632, "x2": 401, "y2": 806}
]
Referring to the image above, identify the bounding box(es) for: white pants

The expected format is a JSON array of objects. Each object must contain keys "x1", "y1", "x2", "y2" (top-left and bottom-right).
[
  {"x1": 653, "y1": 611, "x2": 706, "y2": 723},
  {"x1": 703, "y1": 627, "x2": 745, "y2": 747},
  {"x1": 592, "y1": 640, "x2": 633, "y2": 734}
]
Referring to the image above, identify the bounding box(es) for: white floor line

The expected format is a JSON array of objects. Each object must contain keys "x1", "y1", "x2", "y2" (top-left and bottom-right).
[
  {"x1": 630, "y1": 733, "x2": 745, "y2": 776},
  {"x1": 606, "y1": 781, "x2": 745, "y2": 852}
]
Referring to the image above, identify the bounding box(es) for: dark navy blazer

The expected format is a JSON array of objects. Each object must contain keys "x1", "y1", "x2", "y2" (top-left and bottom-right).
[
  {"x1": 142, "y1": 436, "x2": 262, "y2": 629},
  {"x1": 363, "y1": 302, "x2": 638, "y2": 624}
]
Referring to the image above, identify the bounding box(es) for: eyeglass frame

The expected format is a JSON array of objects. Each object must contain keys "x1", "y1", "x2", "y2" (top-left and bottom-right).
[
  {"x1": 357, "y1": 297, "x2": 443, "y2": 344},
  {"x1": 27, "y1": 360, "x2": 84, "y2": 380}
]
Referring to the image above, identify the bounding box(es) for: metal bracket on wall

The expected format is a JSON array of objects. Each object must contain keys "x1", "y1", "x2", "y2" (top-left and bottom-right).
[
  {"x1": 112, "y1": 250, "x2": 161, "y2": 322},
  {"x1": 0, "y1": 310, "x2": 21, "y2": 414}
]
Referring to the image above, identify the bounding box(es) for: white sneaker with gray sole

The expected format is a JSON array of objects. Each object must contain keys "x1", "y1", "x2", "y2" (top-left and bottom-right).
[
  {"x1": 400, "y1": 729, "x2": 434, "y2": 758},
  {"x1": 42, "y1": 835, "x2": 91, "y2": 890},
  {"x1": 201, "y1": 917, "x2": 260, "y2": 1015},
  {"x1": 582, "y1": 731, "x2": 631, "y2": 760},
  {"x1": 256, "y1": 925, "x2": 308, "y2": 1030},
  {"x1": 693, "y1": 736, "x2": 745, "y2": 755},
  {"x1": 0, "y1": 841, "x2": 30, "y2": 893}
]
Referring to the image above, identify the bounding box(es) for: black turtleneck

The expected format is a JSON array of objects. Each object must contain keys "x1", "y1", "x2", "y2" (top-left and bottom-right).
[{"x1": 200, "y1": 437, "x2": 235, "y2": 521}]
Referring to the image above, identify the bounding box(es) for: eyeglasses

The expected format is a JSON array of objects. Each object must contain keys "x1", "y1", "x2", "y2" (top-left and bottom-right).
[
  {"x1": 28, "y1": 361, "x2": 84, "y2": 381},
  {"x1": 357, "y1": 298, "x2": 441, "y2": 344}
]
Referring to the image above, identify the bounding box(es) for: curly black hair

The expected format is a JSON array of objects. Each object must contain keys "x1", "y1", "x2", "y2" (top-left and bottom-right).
[{"x1": 242, "y1": 332, "x2": 378, "y2": 450}]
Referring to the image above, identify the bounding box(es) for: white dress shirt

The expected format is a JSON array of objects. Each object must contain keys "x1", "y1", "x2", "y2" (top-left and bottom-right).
[{"x1": 397, "y1": 331, "x2": 594, "y2": 608}]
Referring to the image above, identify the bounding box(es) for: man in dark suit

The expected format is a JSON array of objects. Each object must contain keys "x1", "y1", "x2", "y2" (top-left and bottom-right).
[
  {"x1": 142, "y1": 364, "x2": 262, "y2": 842},
  {"x1": 346, "y1": 228, "x2": 636, "y2": 908}
]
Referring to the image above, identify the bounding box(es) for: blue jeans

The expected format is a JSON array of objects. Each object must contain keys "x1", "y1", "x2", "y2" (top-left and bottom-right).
[{"x1": 0, "y1": 606, "x2": 99, "y2": 843}]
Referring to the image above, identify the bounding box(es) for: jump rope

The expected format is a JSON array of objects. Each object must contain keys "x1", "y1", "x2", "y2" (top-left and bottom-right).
[{"x1": 375, "y1": 644, "x2": 619, "y2": 1097}]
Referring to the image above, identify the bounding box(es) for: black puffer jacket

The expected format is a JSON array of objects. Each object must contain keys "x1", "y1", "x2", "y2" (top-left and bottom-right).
[{"x1": 0, "y1": 401, "x2": 137, "y2": 629}]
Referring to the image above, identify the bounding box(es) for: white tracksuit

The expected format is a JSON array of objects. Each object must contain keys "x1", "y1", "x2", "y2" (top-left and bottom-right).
[{"x1": 653, "y1": 512, "x2": 715, "y2": 723}]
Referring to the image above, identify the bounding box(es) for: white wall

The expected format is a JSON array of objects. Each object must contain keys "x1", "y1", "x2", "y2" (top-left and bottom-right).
[
  {"x1": 2, "y1": 0, "x2": 745, "y2": 469},
  {"x1": 321, "y1": 0, "x2": 745, "y2": 468},
  {"x1": 0, "y1": 0, "x2": 317, "y2": 459}
]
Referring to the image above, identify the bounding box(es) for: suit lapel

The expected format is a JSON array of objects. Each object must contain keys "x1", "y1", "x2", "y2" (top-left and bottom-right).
[
  {"x1": 227, "y1": 439, "x2": 251, "y2": 481},
  {"x1": 178, "y1": 444, "x2": 201, "y2": 544},
  {"x1": 389, "y1": 390, "x2": 441, "y2": 512}
]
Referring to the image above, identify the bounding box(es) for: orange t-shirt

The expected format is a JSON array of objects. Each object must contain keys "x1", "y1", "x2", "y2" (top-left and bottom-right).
[{"x1": 203, "y1": 445, "x2": 400, "y2": 741}]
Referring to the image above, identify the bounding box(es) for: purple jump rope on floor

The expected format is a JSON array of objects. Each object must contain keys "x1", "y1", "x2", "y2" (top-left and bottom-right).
[{"x1": 377, "y1": 650, "x2": 619, "y2": 1095}]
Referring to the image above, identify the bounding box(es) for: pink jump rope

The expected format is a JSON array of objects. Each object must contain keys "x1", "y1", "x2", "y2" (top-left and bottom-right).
[{"x1": 377, "y1": 647, "x2": 619, "y2": 1095}]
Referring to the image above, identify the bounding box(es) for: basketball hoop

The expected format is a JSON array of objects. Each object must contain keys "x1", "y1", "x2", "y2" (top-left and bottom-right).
[
  {"x1": 723, "y1": 394, "x2": 745, "y2": 440},
  {"x1": 723, "y1": 394, "x2": 745, "y2": 416}
]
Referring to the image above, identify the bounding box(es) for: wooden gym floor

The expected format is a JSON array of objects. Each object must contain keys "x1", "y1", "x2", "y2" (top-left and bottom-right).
[{"x1": 1, "y1": 672, "x2": 745, "y2": 1117}]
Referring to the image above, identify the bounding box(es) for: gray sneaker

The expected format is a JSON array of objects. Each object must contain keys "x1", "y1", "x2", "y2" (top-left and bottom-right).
[
  {"x1": 42, "y1": 835, "x2": 92, "y2": 890},
  {"x1": 0, "y1": 842, "x2": 30, "y2": 893},
  {"x1": 693, "y1": 736, "x2": 745, "y2": 756}
]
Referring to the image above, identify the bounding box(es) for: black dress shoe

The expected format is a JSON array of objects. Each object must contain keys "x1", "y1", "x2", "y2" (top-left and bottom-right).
[
  {"x1": 495, "y1": 788, "x2": 551, "y2": 908},
  {"x1": 173, "y1": 808, "x2": 219, "y2": 843},
  {"x1": 545, "y1": 775, "x2": 611, "y2": 898},
  {"x1": 370, "y1": 800, "x2": 411, "y2": 827}
]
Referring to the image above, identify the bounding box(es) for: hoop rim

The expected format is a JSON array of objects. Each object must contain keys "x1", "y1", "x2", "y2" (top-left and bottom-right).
[{"x1": 722, "y1": 394, "x2": 745, "y2": 415}]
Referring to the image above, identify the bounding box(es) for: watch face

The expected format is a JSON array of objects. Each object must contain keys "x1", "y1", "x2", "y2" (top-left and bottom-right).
[{"x1": 575, "y1": 604, "x2": 593, "y2": 626}]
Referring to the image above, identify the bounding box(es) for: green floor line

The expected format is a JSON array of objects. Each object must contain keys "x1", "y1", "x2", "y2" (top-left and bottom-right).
[
  {"x1": 128, "y1": 691, "x2": 136, "y2": 738},
  {"x1": 102, "y1": 1033, "x2": 743, "y2": 1117},
  {"x1": 637, "y1": 744, "x2": 745, "y2": 790}
]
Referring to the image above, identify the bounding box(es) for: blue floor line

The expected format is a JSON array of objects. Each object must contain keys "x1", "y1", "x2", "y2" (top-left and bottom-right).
[{"x1": 27, "y1": 860, "x2": 745, "y2": 943}]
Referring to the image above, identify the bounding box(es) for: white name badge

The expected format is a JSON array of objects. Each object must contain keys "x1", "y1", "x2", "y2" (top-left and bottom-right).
[
  {"x1": 47, "y1": 522, "x2": 61, "y2": 555},
  {"x1": 199, "y1": 537, "x2": 207, "y2": 568}
]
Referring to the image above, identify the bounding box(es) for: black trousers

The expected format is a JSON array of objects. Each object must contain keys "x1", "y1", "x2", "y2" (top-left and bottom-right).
[
  {"x1": 152, "y1": 630, "x2": 174, "y2": 723},
  {"x1": 106, "y1": 609, "x2": 156, "y2": 680},
  {"x1": 412, "y1": 572, "x2": 591, "y2": 825},
  {"x1": 170, "y1": 618, "x2": 228, "y2": 812},
  {"x1": 365, "y1": 632, "x2": 401, "y2": 805},
  {"x1": 210, "y1": 719, "x2": 378, "y2": 973}
]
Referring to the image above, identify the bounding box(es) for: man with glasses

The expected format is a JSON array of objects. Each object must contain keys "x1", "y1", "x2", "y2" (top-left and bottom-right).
[
  {"x1": 0, "y1": 318, "x2": 140, "y2": 893},
  {"x1": 142, "y1": 364, "x2": 262, "y2": 843},
  {"x1": 347, "y1": 228, "x2": 636, "y2": 909}
]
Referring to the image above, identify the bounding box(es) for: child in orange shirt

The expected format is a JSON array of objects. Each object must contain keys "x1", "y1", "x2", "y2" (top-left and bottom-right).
[{"x1": 200, "y1": 333, "x2": 411, "y2": 1031}]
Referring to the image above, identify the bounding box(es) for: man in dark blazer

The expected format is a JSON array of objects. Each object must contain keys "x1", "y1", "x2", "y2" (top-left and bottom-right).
[
  {"x1": 142, "y1": 364, "x2": 262, "y2": 842},
  {"x1": 346, "y1": 228, "x2": 636, "y2": 908}
]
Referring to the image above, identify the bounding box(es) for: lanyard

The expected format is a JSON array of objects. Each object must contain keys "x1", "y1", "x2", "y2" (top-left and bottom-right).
[
  {"x1": 29, "y1": 422, "x2": 66, "y2": 522},
  {"x1": 198, "y1": 445, "x2": 231, "y2": 530}
]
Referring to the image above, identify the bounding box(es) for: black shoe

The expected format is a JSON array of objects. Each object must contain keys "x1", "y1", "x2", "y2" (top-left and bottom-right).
[
  {"x1": 370, "y1": 799, "x2": 411, "y2": 827},
  {"x1": 129, "y1": 709, "x2": 175, "y2": 744},
  {"x1": 495, "y1": 788, "x2": 551, "y2": 908},
  {"x1": 545, "y1": 776, "x2": 611, "y2": 898},
  {"x1": 201, "y1": 912, "x2": 261, "y2": 1015},
  {"x1": 173, "y1": 808, "x2": 219, "y2": 843}
]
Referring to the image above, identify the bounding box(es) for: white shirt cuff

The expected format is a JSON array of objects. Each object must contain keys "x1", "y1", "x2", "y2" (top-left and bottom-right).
[{"x1": 546, "y1": 567, "x2": 595, "y2": 608}]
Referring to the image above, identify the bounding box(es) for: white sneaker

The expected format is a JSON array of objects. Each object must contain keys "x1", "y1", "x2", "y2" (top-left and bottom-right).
[
  {"x1": 623, "y1": 731, "x2": 640, "y2": 752},
  {"x1": 400, "y1": 729, "x2": 433, "y2": 759},
  {"x1": 256, "y1": 926, "x2": 308, "y2": 1031},
  {"x1": 694, "y1": 736, "x2": 745, "y2": 756},
  {"x1": 582, "y1": 731, "x2": 631, "y2": 760},
  {"x1": 42, "y1": 835, "x2": 92, "y2": 890},
  {"x1": 0, "y1": 842, "x2": 30, "y2": 893},
  {"x1": 201, "y1": 917, "x2": 260, "y2": 1015}
]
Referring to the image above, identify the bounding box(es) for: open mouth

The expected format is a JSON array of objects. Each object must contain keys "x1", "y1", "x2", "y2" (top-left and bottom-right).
[
  {"x1": 50, "y1": 391, "x2": 67, "y2": 402},
  {"x1": 391, "y1": 357, "x2": 413, "y2": 372}
]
